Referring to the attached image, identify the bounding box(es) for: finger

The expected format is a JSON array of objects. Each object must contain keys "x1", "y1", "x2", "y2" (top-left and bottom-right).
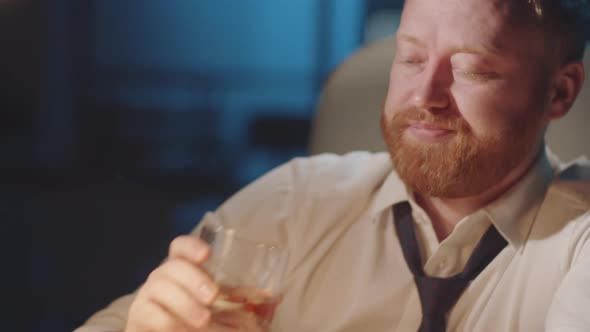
[
  {"x1": 169, "y1": 235, "x2": 210, "y2": 264},
  {"x1": 144, "y1": 277, "x2": 211, "y2": 330},
  {"x1": 127, "y1": 298, "x2": 190, "y2": 332},
  {"x1": 152, "y1": 259, "x2": 219, "y2": 305},
  {"x1": 196, "y1": 321, "x2": 244, "y2": 332},
  {"x1": 211, "y1": 310, "x2": 265, "y2": 332},
  {"x1": 211, "y1": 323, "x2": 245, "y2": 332}
]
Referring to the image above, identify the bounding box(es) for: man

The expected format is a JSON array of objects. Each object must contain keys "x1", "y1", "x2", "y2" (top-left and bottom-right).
[{"x1": 76, "y1": 0, "x2": 590, "y2": 331}]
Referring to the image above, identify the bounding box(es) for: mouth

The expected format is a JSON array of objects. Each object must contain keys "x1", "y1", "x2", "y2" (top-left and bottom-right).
[{"x1": 406, "y1": 121, "x2": 455, "y2": 141}]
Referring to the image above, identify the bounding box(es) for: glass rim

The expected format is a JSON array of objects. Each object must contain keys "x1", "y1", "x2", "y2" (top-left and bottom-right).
[{"x1": 200, "y1": 222, "x2": 289, "y2": 253}]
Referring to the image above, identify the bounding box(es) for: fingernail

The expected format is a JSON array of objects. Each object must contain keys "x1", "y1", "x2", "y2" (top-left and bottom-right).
[
  {"x1": 198, "y1": 283, "x2": 216, "y2": 301},
  {"x1": 194, "y1": 248, "x2": 205, "y2": 261},
  {"x1": 194, "y1": 242, "x2": 210, "y2": 261}
]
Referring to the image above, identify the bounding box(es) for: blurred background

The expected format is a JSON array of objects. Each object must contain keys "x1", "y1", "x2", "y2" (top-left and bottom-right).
[{"x1": 2, "y1": 0, "x2": 404, "y2": 331}]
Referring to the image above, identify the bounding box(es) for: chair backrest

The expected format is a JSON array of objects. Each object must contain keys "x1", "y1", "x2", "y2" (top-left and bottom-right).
[{"x1": 309, "y1": 37, "x2": 590, "y2": 161}]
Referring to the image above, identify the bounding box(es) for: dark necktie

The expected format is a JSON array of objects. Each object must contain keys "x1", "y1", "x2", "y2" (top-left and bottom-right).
[{"x1": 393, "y1": 201, "x2": 508, "y2": 332}]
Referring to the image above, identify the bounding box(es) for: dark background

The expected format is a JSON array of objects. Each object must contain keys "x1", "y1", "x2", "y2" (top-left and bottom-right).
[{"x1": 1, "y1": 1, "x2": 404, "y2": 331}]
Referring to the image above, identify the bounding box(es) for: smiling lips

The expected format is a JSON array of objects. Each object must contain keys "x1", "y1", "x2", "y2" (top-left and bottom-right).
[{"x1": 407, "y1": 121, "x2": 455, "y2": 141}]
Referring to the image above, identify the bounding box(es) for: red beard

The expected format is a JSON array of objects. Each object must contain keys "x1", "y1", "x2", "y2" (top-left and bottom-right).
[{"x1": 381, "y1": 108, "x2": 539, "y2": 197}]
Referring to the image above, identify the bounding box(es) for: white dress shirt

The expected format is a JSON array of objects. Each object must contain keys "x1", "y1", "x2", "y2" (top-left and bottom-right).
[{"x1": 76, "y1": 149, "x2": 590, "y2": 332}]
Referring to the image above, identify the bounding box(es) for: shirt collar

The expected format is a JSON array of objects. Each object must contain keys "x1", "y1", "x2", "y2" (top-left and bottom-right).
[
  {"x1": 483, "y1": 149, "x2": 554, "y2": 248},
  {"x1": 369, "y1": 165, "x2": 411, "y2": 222},
  {"x1": 370, "y1": 148, "x2": 555, "y2": 249}
]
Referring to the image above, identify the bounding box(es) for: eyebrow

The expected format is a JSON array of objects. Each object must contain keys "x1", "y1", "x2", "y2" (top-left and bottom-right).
[
  {"x1": 450, "y1": 44, "x2": 504, "y2": 58},
  {"x1": 396, "y1": 33, "x2": 504, "y2": 58},
  {"x1": 396, "y1": 34, "x2": 426, "y2": 48}
]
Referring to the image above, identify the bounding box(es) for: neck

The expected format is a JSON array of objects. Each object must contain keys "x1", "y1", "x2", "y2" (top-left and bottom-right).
[{"x1": 416, "y1": 147, "x2": 543, "y2": 242}]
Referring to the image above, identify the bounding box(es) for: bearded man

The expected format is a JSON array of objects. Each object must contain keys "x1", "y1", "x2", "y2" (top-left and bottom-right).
[{"x1": 76, "y1": 0, "x2": 590, "y2": 331}]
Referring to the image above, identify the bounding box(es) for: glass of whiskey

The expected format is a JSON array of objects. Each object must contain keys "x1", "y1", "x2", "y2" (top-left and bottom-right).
[{"x1": 199, "y1": 222, "x2": 289, "y2": 328}]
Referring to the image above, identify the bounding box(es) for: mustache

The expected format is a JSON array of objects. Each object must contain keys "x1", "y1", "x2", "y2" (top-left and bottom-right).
[{"x1": 390, "y1": 108, "x2": 470, "y2": 132}]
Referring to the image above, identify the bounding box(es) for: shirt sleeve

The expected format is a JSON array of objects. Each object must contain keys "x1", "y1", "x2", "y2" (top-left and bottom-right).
[
  {"x1": 545, "y1": 211, "x2": 590, "y2": 332},
  {"x1": 73, "y1": 294, "x2": 136, "y2": 332},
  {"x1": 73, "y1": 159, "x2": 297, "y2": 332}
]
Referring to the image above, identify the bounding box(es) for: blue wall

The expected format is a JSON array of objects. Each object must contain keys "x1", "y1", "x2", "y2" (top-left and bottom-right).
[
  {"x1": 85, "y1": 0, "x2": 365, "y2": 184},
  {"x1": 24, "y1": 1, "x2": 370, "y2": 332}
]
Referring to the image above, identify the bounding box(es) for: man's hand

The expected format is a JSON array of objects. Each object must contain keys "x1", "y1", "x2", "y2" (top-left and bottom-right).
[{"x1": 125, "y1": 235, "x2": 268, "y2": 332}]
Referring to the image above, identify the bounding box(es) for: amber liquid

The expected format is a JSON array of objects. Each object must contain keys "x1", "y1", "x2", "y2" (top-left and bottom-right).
[{"x1": 211, "y1": 286, "x2": 281, "y2": 326}]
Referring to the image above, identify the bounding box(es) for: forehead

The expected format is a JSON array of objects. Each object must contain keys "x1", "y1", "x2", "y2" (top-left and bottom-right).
[
  {"x1": 398, "y1": 0, "x2": 539, "y2": 56},
  {"x1": 401, "y1": 0, "x2": 517, "y2": 28}
]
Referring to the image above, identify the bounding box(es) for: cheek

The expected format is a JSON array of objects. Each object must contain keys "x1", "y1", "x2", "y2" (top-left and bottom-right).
[
  {"x1": 385, "y1": 66, "x2": 415, "y2": 115},
  {"x1": 451, "y1": 83, "x2": 520, "y2": 137}
]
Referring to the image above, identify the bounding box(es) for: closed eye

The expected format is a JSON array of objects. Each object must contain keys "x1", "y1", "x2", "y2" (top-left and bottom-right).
[
  {"x1": 398, "y1": 58, "x2": 425, "y2": 66},
  {"x1": 453, "y1": 69, "x2": 498, "y2": 81}
]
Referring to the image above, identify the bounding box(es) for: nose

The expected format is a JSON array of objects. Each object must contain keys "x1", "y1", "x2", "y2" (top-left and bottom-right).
[{"x1": 412, "y1": 62, "x2": 451, "y2": 112}]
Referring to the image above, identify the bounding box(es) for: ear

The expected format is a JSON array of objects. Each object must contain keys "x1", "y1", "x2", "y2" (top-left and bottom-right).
[{"x1": 547, "y1": 61, "x2": 585, "y2": 121}]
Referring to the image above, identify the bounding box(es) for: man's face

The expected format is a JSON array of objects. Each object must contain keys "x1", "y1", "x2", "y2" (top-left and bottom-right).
[{"x1": 382, "y1": 0, "x2": 554, "y2": 197}]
